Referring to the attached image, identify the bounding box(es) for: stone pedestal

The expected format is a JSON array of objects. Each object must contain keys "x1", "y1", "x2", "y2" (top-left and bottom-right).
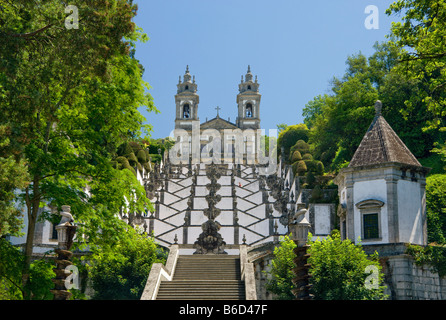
[{"x1": 50, "y1": 206, "x2": 77, "y2": 300}]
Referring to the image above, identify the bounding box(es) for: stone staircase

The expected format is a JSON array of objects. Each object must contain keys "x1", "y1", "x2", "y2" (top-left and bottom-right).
[
  {"x1": 155, "y1": 255, "x2": 246, "y2": 300},
  {"x1": 146, "y1": 162, "x2": 291, "y2": 248}
]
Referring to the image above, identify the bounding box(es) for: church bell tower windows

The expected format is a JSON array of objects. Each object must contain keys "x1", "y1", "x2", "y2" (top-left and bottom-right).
[
  {"x1": 246, "y1": 103, "x2": 253, "y2": 118},
  {"x1": 175, "y1": 65, "x2": 199, "y2": 130},
  {"x1": 236, "y1": 65, "x2": 261, "y2": 130},
  {"x1": 183, "y1": 104, "x2": 190, "y2": 119}
]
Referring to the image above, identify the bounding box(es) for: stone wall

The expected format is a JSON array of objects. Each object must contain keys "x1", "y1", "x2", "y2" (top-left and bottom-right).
[
  {"x1": 383, "y1": 254, "x2": 446, "y2": 300},
  {"x1": 247, "y1": 241, "x2": 278, "y2": 300}
]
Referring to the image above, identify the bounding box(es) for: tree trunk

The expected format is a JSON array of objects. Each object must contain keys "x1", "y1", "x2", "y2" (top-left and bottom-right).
[
  {"x1": 21, "y1": 211, "x2": 36, "y2": 299},
  {"x1": 21, "y1": 179, "x2": 41, "y2": 299}
]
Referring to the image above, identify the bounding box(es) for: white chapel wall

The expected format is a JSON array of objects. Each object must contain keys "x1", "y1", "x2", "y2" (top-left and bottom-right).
[
  {"x1": 397, "y1": 179, "x2": 423, "y2": 245},
  {"x1": 353, "y1": 179, "x2": 389, "y2": 244}
]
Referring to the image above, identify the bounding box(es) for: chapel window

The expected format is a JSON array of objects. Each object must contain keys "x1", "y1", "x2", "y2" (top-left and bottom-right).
[
  {"x1": 355, "y1": 199, "x2": 384, "y2": 241},
  {"x1": 363, "y1": 213, "x2": 379, "y2": 240}
]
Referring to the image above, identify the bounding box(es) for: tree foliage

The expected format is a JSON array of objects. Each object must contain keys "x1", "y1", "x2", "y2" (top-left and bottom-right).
[
  {"x1": 386, "y1": 0, "x2": 446, "y2": 132},
  {"x1": 303, "y1": 40, "x2": 445, "y2": 173},
  {"x1": 277, "y1": 124, "x2": 309, "y2": 160},
  {"x1": 308, "y1": 231, "x2": 387, "y2": 300},
  {"x1": 264, "y1": 235, "x2": 297, "y2": 300},
  {"x1": 0, "y1": 125, "x2": 29, "y2": 237},
  {"x1": 86, "y1": 227, "x2": 167, "y2": 300},
  {"x1": 0, "y1": 0, "x2": 157, "y2": 298},
  {"x1": 425, "y1": 174, "x2": 446, "y2": 244},
  {"x1": 0, "y1": 238, "x2": 54, "y2": 300}
]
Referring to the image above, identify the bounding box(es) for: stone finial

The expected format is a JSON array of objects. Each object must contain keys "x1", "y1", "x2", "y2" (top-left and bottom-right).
[
  {"x1": 245, "y1": 65, "x2": 253, "y2": 81},
  {"x1": 375, "y1": 100, "x2": 382, "y2": 115},
  {"x1": 183, "y1": 65, "x2": 191, "y2": 82}
]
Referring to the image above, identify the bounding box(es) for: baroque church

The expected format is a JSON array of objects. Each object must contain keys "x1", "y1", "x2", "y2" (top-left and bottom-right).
[
  {"x1": 141, "y1": 68, "x2": 440, "y2": 300},
  {"x1": 170, "y1": 66, "x2": 265, "y2": 166},
  {"x1": 145, "y1": 66, "x2": 289, "y2": 253},
  {"x1": 9, "y1": 66, "x2": 445, "y2": 300}
]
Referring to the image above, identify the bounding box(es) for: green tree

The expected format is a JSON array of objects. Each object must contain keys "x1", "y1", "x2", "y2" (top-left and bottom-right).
[
  {"x1": 277, "y1": 124, "x2": 309, "y2": 162},
  {"x1": 265, "y1": 235, "x2": 297, "y2": 300},
  {"x1": 86, "y1": 227, "x2": 167, "y2": 300},
  {"x1": 0, "y1": 125, "x2": 30, "y2": 237},
  {"x1": 0, "y1": 238, "x2": 54, "y2": 300},
  {"x1": 302, "y1": 95, "x2": 326, "y2": 129},
  {"x1": 304, "y1": 40, "x2": 444, "y2": 172},
  {"x1": 276, "y1": 123, "x2": 288, "y2": 134},
  {"x1": 425, "y1": 174, "x2": 446, "y2": 244},
  {"x1": 386, "y1": 0, "x2": 446, "y2": 165},
  {"x1": 307, "y1": 231, "x2": 387, "y2": 300},
  {"x1": 0, "y1": 1, "x2": 156, "y2": 298}
]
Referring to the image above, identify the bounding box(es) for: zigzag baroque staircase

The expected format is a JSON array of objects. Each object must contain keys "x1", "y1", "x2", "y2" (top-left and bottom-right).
[{"x1": 145, "y1": 162, "x2": 297, "y2": 248}]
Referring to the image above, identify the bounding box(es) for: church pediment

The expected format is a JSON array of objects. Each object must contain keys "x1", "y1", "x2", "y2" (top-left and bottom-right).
[{"x1": 200, "y1": 117, "x2": 238, "y2": 130}]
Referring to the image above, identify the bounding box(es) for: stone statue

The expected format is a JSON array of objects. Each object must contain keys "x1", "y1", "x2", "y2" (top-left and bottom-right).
[
  {"x1": 293, "y1": 207, "x2": 307, "y2": 224},
  {"x1": 59, "y1": 205, "x2": 74, "y2": 225}
]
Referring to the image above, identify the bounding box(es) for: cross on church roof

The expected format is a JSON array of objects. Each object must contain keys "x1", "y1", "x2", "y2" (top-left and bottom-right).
[{"x1": 215, "y1": 106, "x2": 221, "y2": 117}]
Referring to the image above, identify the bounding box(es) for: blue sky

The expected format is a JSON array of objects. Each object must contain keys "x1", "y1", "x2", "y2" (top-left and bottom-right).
[{"x1": 132, "y1": 0, "x2": 399, "y2": 139}]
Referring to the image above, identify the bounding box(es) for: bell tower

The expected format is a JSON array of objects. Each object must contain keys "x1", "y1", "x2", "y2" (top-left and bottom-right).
[
  {"x1": 236, "y1": 65, "x2": 261, "y2": 130},
  {"x1": 175, "y1": 65, "x2": 199, "y2": 130}
]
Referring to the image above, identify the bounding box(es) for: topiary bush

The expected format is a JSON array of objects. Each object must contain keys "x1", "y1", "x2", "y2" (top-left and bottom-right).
[{"x1": 290, "y1": 150, "x2": 302, "y2": 163}]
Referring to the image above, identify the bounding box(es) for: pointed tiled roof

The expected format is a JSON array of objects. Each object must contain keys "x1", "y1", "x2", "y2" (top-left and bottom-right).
[{"x1": 348, "y1": 101, "x2": 421, "y2": 168}]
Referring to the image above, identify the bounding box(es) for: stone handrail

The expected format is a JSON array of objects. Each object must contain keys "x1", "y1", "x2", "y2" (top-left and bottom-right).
[
  {"x1": 140, "y1": 244, "x2": 179, "y2": 300},
  {"x1": 240, "y1": 244, "x2": 257, "y2": 300}
]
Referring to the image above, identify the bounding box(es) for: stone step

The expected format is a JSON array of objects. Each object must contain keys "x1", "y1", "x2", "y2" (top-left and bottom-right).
[
  {"x1": 157, "y1": 283, "x2": 245, "y2": 300},
  {"x1": 155, "y1": 255, "x2": 245, "y2": 300},
  {"x1": 174, "y1": 275, "x2": 240, "y2": 280},
  {"x1": 161, "y1": 281, "x2": 243, "y2": 286},
  {"x1": 158, "y1": 287, "x2": 244, "y2": 294},
  {"x1": 156, "y1": 296, "x2": 244, "y2": 300}
]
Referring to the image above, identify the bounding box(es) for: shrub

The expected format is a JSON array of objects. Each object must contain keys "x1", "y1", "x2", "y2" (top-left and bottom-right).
[
  {"x1": 88, "y1": 228, "x2": 167, "y2": 300},
  {"x1": 136, "y1": 149, "x2": 147, "y2": 164},
  {"x1": 426, "y1": 174, "x2": 446, "y2": 244},
  {"x1": 296, "y1": 160, "x2": 307, "y2": 176},
  {"x1": 290, "y1": 150, "x2": 302, "y2": 163},
  {"x1": 115, "y1": 156, "x2": 130, "y2": 169},
  {"x1": 127, "y1": 152, "x2": 138, "y2": 166},
  {"x1": 118, "y1": 142, "x2": 134, "y2": 157},
  {"x1": 315, "y1": 161, "x2": 324, "y2": 175},
  {"x1": 264, "y1": 235, "x2": 297, "y2": 300},
  {"x1": 308, "y1": 230, "x2": 387, "y2": 300},
  {"x1": 291, "y1": 139, "x2": 310, "y2": 154}
]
